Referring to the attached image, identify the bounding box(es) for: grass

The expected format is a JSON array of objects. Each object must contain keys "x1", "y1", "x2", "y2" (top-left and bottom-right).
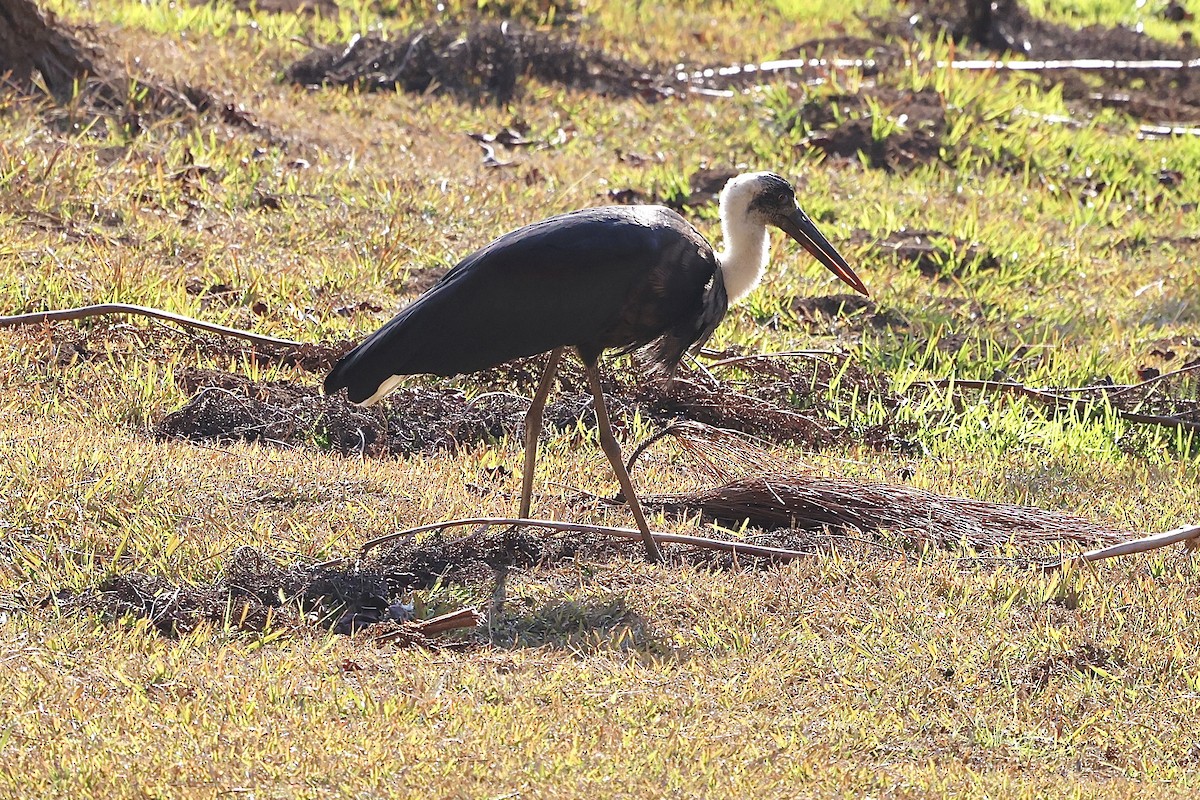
[{"x1": 2, "y1": 0, "x2": 1200, "y2": 796}]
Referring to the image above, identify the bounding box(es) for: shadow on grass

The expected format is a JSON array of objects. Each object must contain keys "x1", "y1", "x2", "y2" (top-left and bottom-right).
[{"x1": 488, "y1": 594, "x2": 680, "y2": 662}]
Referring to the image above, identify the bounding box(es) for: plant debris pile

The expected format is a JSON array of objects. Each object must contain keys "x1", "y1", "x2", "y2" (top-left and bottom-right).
[
  {"x1": 642, "y1": 474, "x2": 1129, "y2": 561},
  {"x1": 905, "y1": 0, "x2": 1195, "y2": 63},
  {"x1": 56, "y1": 463, "x2": 1136, "y2": 639},
  {"x1": 157, "y1": 353, "x2": 912, "y2": 456},
  {"x1": 733, "y1": 0, "x2": 1200, "y2": 170},
  {"x1": 61, "y1": 546, "x2": 397, "y2": 637},
  {"x1": 286, "y1": 21, "x2": 660, "y2": 102},
  {"x1": 635, "y1": 356, "x2": 910, "y2": 451},
  {"x1": 57, "y1": 465, "x2": 1129, "y2": 641},
  {"x1": 157, "y1": 368, "x2": 525, "y2": 456},
  {"x1": 57, "y1": 527, "x2": 634, "y2": 640},
  {"x1": 366, "y1": 524, "x2": 631, "y2": 585}
]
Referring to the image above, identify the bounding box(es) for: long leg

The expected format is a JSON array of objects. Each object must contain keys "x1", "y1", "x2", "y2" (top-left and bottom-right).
[
  {"x1": 519, "y1": 347, "x2": 565, "y2": 519},
  {"x1": 582, "y1": 357, "x2": 663, "y2": 563}
]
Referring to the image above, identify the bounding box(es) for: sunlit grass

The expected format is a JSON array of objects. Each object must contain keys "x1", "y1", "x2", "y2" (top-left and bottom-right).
[{"x1": 1, "y1": 0, "x2": 1200, "y2": 797}]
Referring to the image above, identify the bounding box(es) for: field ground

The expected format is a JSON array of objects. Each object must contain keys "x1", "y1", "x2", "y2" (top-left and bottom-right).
[{"x1": 2, "y1": 0, "x2": 1200, "y2": 797}]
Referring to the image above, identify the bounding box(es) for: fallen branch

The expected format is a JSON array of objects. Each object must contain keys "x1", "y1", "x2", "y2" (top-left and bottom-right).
[
  {"x1": 358, "y1": 516, "x2": 817, "y2": 562},
  {"x1": 1105, "y1": 361, "x2": 1200, "y2": 398},
  {"x1": 676, "y1": 57, "x2": 1200, "y2": 138},
  {"x1": 1137, "y1": 123, "x2": 1200, "y2": 139},
  {"x1": 361, "y1": 511, "x2": 1199, "y2": 574},
  {"x1": 914, "y1": 376, "x2": 1200, "y2": 433},
  {"x1": 945, "y1": 57, "x2": 1200, "y2": 72},
  {"x1": 0, "y1": 303, "x2": 307, "y2": 348},
  {"x1": 701, "y1": 349, "x2": 846, "y2": 370},
  {"x1": 374, "y1": 606, "x2": 482, "y2": 645}
]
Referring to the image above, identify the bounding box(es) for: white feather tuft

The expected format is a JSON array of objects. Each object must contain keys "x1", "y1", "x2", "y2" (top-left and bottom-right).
[
  {"x1": 715, "y1": 172, "x2": 775, "y2": 302},
  {"x1": 360, "y1": 374, "x2": 405, "y2": 406}
]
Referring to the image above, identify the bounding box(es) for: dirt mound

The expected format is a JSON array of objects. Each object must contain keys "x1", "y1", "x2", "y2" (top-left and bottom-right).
[
  {"x1": 790, "y1": 294, "x2": 909, "y2": 333},
  {"x1": 798, "y1": 87, "x2": 947, "y2": 172},
  {"x1": 286, "y1": 21, "x2": 660, "y2": 102}
]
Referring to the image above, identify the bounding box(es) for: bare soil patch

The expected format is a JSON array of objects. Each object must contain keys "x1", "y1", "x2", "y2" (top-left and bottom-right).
[
  {"x1": 790, "y1": 294, "x2": 909, "y2": 336},
  {"x1": 603, "y1": 166, "x2": 742, "y2": 210},
  {"x1": 797, "y1": 88, "x2": 947, "y2": 173},
  {"x1": 855, "y1": 228, "x2": 1000, "y2": 279},
  {"x1": 202, "y1": 0, "x2": 338, "y2": 12},
  {"x1": 780, "y1": 35, "x2": 904, "y2": 66},
  {"x1": 1021, "y1": 641, "x2": 1124, "y2": 694}
]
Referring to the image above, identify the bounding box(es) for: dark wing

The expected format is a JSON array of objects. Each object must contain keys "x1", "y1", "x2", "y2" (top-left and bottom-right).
[
  {"x1": 325, "y1": 206, "x2": 718, "y2": 403},
  {"x1": 631, "y1": 262, "x2": 728, "y2": 375}
]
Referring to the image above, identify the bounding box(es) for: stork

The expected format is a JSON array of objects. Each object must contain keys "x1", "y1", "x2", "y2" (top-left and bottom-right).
[{"x1": 325, "y1": 172, "x2": 868, "y2": 562}]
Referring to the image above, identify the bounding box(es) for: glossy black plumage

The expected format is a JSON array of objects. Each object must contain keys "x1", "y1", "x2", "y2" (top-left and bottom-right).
[
  {"x1": 325, "y1": 172, "x2": 868, "y2": 563},
  {"x1": 324, "y1": 205, "x2": 727, "y2": 403}
]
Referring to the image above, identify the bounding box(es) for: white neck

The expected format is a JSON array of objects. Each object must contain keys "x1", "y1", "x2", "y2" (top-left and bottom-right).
[{"x1": 716, "y1": 178, "x2": 771, "y2": 302}]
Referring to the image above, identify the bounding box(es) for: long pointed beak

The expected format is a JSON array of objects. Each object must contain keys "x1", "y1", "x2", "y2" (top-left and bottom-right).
[{"x1": 776, "y1": 208, "x2": 869, "y2": 296}]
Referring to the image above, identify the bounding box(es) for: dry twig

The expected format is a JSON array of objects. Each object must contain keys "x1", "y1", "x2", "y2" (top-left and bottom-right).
[
  {"x1": 1048, "y1": 524, "x2": 1200, "y2": 571},
  {"x1": 374, "y1": 607, "x2": 483, "y2": 645},
  {"x1": 0, "y1": 303, "x2": 307, "y2": 349},
  {"x1": 359, "y1": 517, "x2": 818, "y2": 562}
]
